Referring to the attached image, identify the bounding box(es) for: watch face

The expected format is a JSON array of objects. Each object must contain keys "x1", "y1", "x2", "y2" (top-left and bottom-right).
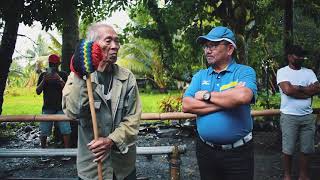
[{"x1": 203, "y1": 92, "x2": 210, "y2": 101}]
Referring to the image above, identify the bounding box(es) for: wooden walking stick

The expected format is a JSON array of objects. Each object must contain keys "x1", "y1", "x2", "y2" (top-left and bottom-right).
[
  {"x1": 73, "y1": 40, "x2": 104, "y2": 180},
  {"x1": 86, "y1": 76, "x2": 103, "y2": 180}
]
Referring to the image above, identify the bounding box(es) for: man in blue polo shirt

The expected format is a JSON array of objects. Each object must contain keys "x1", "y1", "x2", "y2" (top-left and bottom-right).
[{"x1": 182, "y1": 26, "x2": 257, "y2": 180}]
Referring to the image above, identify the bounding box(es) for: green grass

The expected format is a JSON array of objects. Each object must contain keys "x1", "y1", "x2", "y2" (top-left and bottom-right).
[
  {"x1": 2, "y1": 87, "x2": 182, "y2": 115},
  {"x1": 140, "y1": 91, "x2": 182, "y2": 112},
  {"x1": 4, "y1": 86, "x2": 320, "y2": 115},
  {"x1": 3, "y1": 87, "x2": 43, "y2": 115}
]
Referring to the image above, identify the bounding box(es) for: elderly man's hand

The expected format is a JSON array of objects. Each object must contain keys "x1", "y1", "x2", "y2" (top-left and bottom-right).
[{"x1": 87, "y1": 137, "x2": 114, "y2": 162}]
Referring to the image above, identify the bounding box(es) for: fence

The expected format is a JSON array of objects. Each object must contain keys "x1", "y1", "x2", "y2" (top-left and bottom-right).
[
  {"x1": 0, "y1": 109, "x2": 285, "y2": 123},
  {"x1": 1, "y1": 109, "x2": 320, "y2": 180}
]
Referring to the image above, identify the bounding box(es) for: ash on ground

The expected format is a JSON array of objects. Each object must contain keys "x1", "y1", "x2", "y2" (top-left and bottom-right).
[{"x1": 1, "y1": 120, "x2": 320, "y2": 180}]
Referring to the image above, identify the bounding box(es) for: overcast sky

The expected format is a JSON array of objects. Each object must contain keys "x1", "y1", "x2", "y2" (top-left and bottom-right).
[{"x1": 13, "y1": 10, "x2": 130, "y2": 61}]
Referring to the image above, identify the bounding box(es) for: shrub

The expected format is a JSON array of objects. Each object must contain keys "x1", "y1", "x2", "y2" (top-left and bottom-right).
[
  {"x1": 159, "y1": 95, "x2": 182, "y2": 112},
  {"x1": 253, "y1": 92, "x2": 280, "y2": 110}
]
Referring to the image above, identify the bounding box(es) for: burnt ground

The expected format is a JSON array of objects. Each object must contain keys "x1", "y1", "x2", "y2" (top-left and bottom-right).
[{"x1": 1, "y1": 122, "x2": 320, "y2": 180}]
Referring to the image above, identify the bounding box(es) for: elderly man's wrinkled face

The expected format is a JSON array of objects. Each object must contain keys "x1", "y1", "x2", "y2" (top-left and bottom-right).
[{"x1": 96, "y1": 27, "x2": 120, "y2": 64}]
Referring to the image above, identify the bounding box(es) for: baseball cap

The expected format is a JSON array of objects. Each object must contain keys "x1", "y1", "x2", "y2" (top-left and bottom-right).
[
  {"x1": 287, "y1": 45, "x2": 307, "y2": 57},
  {"x1": 197, "y1": 26, "x2": 237, "y2": 49},
  {"x1": 48, "y1": 54, "x2": 60, "y2": 64}
]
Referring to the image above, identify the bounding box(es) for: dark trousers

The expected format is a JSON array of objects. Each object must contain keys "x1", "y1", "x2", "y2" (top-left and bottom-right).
[
  {"x1": 78, "y1": 168, "x2": 136, "y2": 180},
  {"x1": 196, "y1": 136, "x2": 254, "y2": 180}
]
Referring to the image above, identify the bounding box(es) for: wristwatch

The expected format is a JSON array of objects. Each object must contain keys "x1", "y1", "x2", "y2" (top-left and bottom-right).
[{"x1": 203, "y1": 92, "x2": 211, "y2": 102}]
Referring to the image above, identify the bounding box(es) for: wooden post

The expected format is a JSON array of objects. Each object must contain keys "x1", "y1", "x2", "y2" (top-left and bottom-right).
[
  {"x1": 169, "y1": 145, "x2": 180, "y2": 180},
  {"x1": 315, "y1": 114, "x2": 320, "y2": 148}
]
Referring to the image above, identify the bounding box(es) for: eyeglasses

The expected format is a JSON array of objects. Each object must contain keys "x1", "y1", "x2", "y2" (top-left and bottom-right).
[{"x1": 203, "y1": 42, "x2": 229, "y2": 50}]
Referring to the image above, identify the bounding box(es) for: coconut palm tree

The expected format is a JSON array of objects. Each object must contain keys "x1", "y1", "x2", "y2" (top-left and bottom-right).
[
  {"x1": 35, "y1": 32, "x2": 62, "y2": 74},
  {"x1": 8, "y1": 34, "x2": 53, "y2": 87},
  {"x1": 117, "y1": 38, "x2": 170, "y2": 92},
  {"x1": 47, "y1": 32, "x2": 62, "y2": 56}
]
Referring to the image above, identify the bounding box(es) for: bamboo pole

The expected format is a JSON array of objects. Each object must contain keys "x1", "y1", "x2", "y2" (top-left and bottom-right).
[
  {"x1": 0, "y1": 145, "x2": 187, "y2": 157},
  {"x1": 251, "y1": 109, "x2": 280, "y2": 116},
  {"x1": 86, "y1": 77, "x2": 103, "y2": 180},
  {"x1": 1, "y1": 109, "x2": 320, "y2": 122}
]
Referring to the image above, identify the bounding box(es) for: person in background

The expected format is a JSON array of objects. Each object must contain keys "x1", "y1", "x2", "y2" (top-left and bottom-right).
[
  {"x1": 36, "y1": 54, "x2": 71, "y2": 161},
  {"x1": 277, "y1": 45, "x2": 320, "y2": 180},
  {"x1": 62, "y1": 23, "x2": 141, "y2": 180},
  {"x1": 182, "y1": 26, "x2": 257, "y2": 180}
]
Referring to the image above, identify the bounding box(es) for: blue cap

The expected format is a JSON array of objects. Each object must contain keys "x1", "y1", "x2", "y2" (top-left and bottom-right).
[{"x1": 197, "y1": 26, "x2": 237, "y2": 49}]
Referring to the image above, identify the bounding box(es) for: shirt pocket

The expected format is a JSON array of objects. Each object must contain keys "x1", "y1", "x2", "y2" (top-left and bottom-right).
[{"x1": 79, "y1": 100, "x2": 103, "y2": 128}]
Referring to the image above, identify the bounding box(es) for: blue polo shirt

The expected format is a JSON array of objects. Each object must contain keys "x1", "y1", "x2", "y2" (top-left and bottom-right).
[{"x1": 184, "y1": 60, "x2": 257, "y2": 144}]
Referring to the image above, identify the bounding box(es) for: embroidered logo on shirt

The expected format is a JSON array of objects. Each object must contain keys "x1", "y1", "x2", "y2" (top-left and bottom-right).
[
  {"x1": 220, "y1": 81, "x2": 238, "y2": 91},
  {"x1": 202, "y1": 80, "x2": 210, "y2": 85}
]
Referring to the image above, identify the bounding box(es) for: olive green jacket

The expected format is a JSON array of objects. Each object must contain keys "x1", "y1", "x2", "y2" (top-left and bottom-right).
[{"x1": 62, "y1": 64, "x2": 141, "y2": 180}]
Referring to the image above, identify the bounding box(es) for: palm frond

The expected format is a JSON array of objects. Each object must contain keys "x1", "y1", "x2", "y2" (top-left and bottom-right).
[
  {"x1": 47, "y1": 32, "x2": 62, "y2": 54},
  {"x1": 120, "y1": 43, "x2": 153, "y2": 68},
  {"x1": 117, "y1": 57, "x2": 151, "y2": 75}
]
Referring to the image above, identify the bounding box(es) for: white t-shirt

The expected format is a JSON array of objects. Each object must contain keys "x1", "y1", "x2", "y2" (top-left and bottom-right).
[{"x1": 276, "y1": 66, "x2": 318, "y2": 115}]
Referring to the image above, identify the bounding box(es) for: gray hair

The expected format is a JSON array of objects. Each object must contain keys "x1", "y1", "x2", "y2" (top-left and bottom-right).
[{"x1": 86, "y1": 22, "x2": 114, "y2": 41}]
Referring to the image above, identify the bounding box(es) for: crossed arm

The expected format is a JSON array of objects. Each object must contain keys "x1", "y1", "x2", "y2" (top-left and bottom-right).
[
  {"x1": 182, "y1": 97, "x2": 221, "y2": 115},
  {"x1": 182, "y1": 84, "x2": 254, "y2": 115},
  {"x1": 279, "y1": 81, "x2": 320, "y2": 99}
]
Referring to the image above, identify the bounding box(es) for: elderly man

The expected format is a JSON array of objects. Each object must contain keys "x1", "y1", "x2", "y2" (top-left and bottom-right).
[
  {"x1": 277, "y1": 45, "x2": 320, "y2": 180},
  {"x1": 62, "y1": 23, "x2": 141, "y2": 180},
  {"x1": 182, "y1": 26, "x2": 257, "y2": 180}
]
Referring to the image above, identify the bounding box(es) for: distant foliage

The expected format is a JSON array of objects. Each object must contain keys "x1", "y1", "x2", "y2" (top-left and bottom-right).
[{"x1": 253, "y1": 92, "x2": 281, "y2": 110}]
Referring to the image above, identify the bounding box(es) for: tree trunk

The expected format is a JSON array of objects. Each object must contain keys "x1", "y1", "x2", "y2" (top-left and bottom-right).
[
  {"x1": 283, "y1": 0, "x2": 293, "y2": 61},
  {"x1": 219, "y1": 1, "x2": 247, "y2": 64},
  {"x1": 235, "y1": 33, "x2": 246, "y2": 64},
  {"x1": 60, "y1": 0, "x2": 79, "y2": 147},
  {"x1": 0, "y1": 0, "x2": 22, "y2": 115},
  {"x1": 61, "y1": 0, "x2": 79, "y2": 73},
  {"x1": 147, "y1": 0, "x2": 174, "y2": 82},
  {"x1": 232, "y1": 3, "x2": 247, "y2": 64}
]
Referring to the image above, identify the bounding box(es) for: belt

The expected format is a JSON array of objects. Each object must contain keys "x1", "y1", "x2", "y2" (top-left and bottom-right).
[{"x1": 199, "y1": 132, "x2": 252, "y2": 150}]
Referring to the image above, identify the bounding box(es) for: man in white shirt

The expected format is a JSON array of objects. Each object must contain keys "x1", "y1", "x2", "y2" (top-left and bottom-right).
[{"x1": 277, "y1": 45, "x2": 320, "y2": 180}]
